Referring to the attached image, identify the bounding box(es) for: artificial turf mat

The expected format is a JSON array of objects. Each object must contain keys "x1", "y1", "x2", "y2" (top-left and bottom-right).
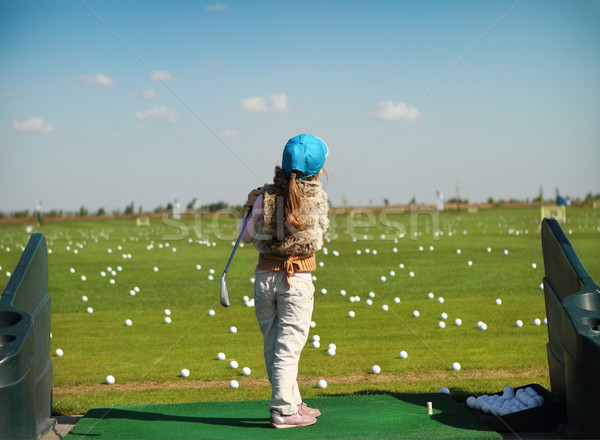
[{"x1": 65, "y1": 394, "x2": 501, "y2": 440}]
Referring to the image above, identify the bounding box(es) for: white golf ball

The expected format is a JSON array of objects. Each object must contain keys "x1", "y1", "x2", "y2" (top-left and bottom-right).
[
  {"x1": 389, "y1": 270, "x2": 395, "y2": 276},
  {"x1": 412, "y1": 310, "x2": 420, "y2": 317},
  {"x1": 208, "y1": 309, "x2": 215, "y2": 316},
  {"x1": 242, "y1": 367, "x2": 251, "y2": 376},
  {"x1": 366, "y1": 299, "x2": 373, "y2": 305},
  {"x1": 312, "y1": 341, "x2": 321, "y2": 348},
  {"x1": 321, "y1": 288, "x2": 327, "y2": 294},
  {"x1": 381, "y1": 305, "x2": 389, "y2": 311},
  {"x1": 515, "y1": 320, "x2": 523, "y2": 328},
  {"x1": 129, "y1": 290, "x2": 136, "y2": 296},
  {"x1": 533, "y1": 318, "x2": 541, "y2": 326},
  {"x1": 310, "y1": 321, "x2": 316, "y2": 328},
  {"x1": 467, "y1": 261, "x2": 473, "y2": 267},
  {"x1": 369, "y1": 291, "x2": 376, "y2": 298},
  {"x1": 427, "y1": 292, "x2": 434, "y2": 299},
  {"x1": 328, "y1": 343, "x2": 337, "y2": 350},
  {"x1": 81, "y1": 296, "x2": 88, "y2": 302},
  {"x1": 153, "y1": 266, "x2": 159, "y2": 272},
  {"x1": 380, "y1": 276, "x2": 387, "y2": 282},
  {"x1": 229, "y1": 326, "x2": 237, "y2": 334},
  {"x1": 180, "y1": 368, "x2": 190, "y2": 377},
  {"x1": 217, "y1": 352, "x2": 226, "y2": 360},
  {"x1": 441, "y1": 312, "x2": 448, "y2": 320},
  {"x1": 487, "y1": 247, "x2": 492, "y2": 253},
  {"x1": 327, "y1": 348, "x2": 336, "y2": 356},
  {"x1": 348, "y1": 311, "x2": 356, "y2": 318},
  {"x1": 456, "y1": 249, "x2": 461, "y2": 254},
  {"x1": 80, "y1": 275, "x2": 87, "y2": 281},
  {"x1": 229, "y1": 360, "x2": 239, "y2": 369},
  {"x1": 454, "y1": 318, "x2": 462, "y2": 326},
  {"x1": 399, "y1": 350, "x2": 408, "y2": 359},
  {"x1": 394, "y1": 297, "x2": 401, "y2": 303},
  {"x1": 451, "y1": 362, "x2": 461, "y2": 371},
  {"x1": 466, "y1": 396, "x2": 477, "y2": 408},
  {"x1": 105, "y1": 375, "x2": 115, "y2": 385},
  {"x1": 55, "y1": 348, "x2": 64, "y2": 357},
  {"x1": 371, "y1": 365, "x2": 381, "y2": 374},
  {"x1": 229, "y1": 380, "x2": 239, "y2": 389},
  {"x1": 317, "y1": 379, "x2": 328, "y2": 389},
  {"x1": 495, "y1": 298, "x2": 502, "y2": 305},
  {"x1": 440, "y1": 387, "x2": 450, "y2": 394},
  {"x1": 531, "y1": 263, "x2": 537, "y2": 269},
  {"x1": 409, "y1": 271, "x2": 415, "y2": 277},
  {"x1": 479, "y1": 322, "x2": 488, "y2": 331},
  {"x1": 125, "y1": 319, "x2": 132, "y2": 326},
  {"x1": 438, "y1": 321, "x2": 446, "y2": 329},
  {"x1": 340, "y1": 289, "x2": 346, "y2": 296},
  {"x1": 164, "y1": 317, "x2": 171, "y2": 324},
  {"x1": 86, "y1": 307, "x2": 93, "y2": 314},
  {"x1": 164, "y1": 309, "x2": 171, "y2": 316},
  {"x1": 312, "y1": 335, "x2": 320, "y2": 342},
  {"x1": 438, "y1": 297, "x2": 444, "y2": 303},
  {"x1": 504, "y1": 249, "x2": 509, "y2": 255},
  {"x1": 70, "y1": 268, "x2": 75, "y2": 273}
]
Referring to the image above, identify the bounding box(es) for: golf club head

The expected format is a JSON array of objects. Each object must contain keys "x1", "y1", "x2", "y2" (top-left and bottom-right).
[{"x1": 220, "y1": 273, "x2": 231, "y2": 307}]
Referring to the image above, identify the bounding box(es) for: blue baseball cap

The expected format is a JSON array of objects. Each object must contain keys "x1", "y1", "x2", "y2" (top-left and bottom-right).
[{"x1": 282, "y1": 134, "x2": 328, "y2": 180}]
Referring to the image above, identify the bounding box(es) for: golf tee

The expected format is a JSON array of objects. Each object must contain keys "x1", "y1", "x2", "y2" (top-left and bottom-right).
[{"x1": 427, "y1": 401, "x2": 433, "y2": 415}]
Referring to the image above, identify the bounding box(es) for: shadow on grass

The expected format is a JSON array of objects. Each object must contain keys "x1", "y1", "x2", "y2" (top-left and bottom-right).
[
  {"x1": 69, "y1": 407, "x2": 269, "y2": 436},
  {"x1": 316, "y1": 390, "x2": 496, "y2": 435}
]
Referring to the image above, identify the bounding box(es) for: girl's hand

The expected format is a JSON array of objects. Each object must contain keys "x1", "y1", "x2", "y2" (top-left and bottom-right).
[{"x1": 244, "y1": 189, "x2": 261, "y2": 208}]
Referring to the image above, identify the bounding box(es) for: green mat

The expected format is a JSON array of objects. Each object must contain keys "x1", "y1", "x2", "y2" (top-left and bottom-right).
[{"x1": 66, "y1": 394, "x2": 501, "y2": 440}]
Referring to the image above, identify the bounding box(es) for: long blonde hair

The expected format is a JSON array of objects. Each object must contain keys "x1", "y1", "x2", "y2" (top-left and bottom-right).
[{"x1": 285, "y1": 168, "x2": 325, "y2": 230}]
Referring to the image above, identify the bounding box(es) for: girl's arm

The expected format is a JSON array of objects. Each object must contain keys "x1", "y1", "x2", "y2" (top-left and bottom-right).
[{"x1": 241, "y1": 194, "x2": 263, "y2": 243}]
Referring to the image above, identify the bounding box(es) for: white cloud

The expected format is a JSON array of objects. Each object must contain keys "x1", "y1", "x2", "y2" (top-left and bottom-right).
[
  {"x1": 220, "y1": 129, "x2": 239, "y2": 137},
  {"x1": 78, "y1": 73, "x2": 116, "y2": 89},
  {"x1": 205, "y1": 3, "x2": 228, "y2": 11},
  {"x1": 372, "y1": 100, "x2": 421, "y2": 121},
  {"x1": 205, "y1": 59, "x2": 220, "y2": 67},
  {"x1": 126, "y1": 89, "x2": 157, "y2": 99},
  {"x1": 134, "y1": 106, "x2": 179, "y2": 123},
  {"x1": 149, "y1": 71, "x2": 174, "y2": 82},
  {"x1": 12, "y1": 117, "x2": 56, "y2": 134},
  {"x1": 238, "y1": 93, "x2": 289, "y2": 113}
]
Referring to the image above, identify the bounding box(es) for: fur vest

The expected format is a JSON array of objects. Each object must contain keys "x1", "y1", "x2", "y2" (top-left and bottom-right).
[{"x1": 254, "y1": 166, "x2": 329, "y2": 257}]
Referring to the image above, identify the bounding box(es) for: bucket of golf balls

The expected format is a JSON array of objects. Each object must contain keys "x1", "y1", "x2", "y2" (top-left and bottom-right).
[{"x1": 465, "y1": 383, "x2": 565, "y2": 432}]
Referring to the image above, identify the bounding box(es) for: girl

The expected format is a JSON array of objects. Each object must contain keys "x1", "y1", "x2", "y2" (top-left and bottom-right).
[{"x1": 241, "y1": 134, "x2": 329, "y2": 428}]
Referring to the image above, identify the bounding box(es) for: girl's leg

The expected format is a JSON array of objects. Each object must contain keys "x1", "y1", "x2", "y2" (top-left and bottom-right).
[
  {"x1": 270, "y1": 273, "x2": 314, "y2": 415},
  {"x1": 254, "y1": 272, "x2": 278, "y2": 386}
]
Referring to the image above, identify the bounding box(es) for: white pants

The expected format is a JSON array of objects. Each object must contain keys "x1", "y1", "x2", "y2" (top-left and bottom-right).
[{"x1": 254, "y1": 271, "x2": 315, "y2": 415}]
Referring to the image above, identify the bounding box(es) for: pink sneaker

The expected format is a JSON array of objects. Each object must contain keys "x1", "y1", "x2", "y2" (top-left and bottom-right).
[
  {"x1": 298, "y1": 402, "x2": 321, "y2": 418},
  {"x1": 270, "y1": 410, "x2": 317, "y2": 429}
]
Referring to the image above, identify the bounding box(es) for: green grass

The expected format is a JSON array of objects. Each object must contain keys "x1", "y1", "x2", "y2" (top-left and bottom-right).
[{"x1": 1, "y1": 206, "x2": 599, "y2": 415}]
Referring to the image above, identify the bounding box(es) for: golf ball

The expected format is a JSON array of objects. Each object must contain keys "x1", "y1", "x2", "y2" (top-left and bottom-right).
[
  {"x1": 208, "y1": 309, "x2": 215, "y2": 316},
  {"x1": 438, "y1": 297, "x2": 444, "y2": 303},
  {"x1": 310, "y1": 321, "x2": 316, "y2": 328},
  {"x1": 348, "y1": 311, "x2": 356, "y2": 318},
  {"x1": 164, "y1": 309, "x2": 171, "y2": 316},
  {"x1": 229, "y1": 326, "x2": 237, "y2": 334},
  {"x1": 467, "y1": 261, "x2": 473, "y2": 267},
  {"x1": 441, "y1": 312, "x2": 448, "y2": 320},
  {"x1": 105, "y1": 375, "x2": 115, "y2": 385},
  {"x1": 229, "y1": 380, "x2": 239, "y2": 389},
  {"x1": 125, "y1": 319, "x2": 132, "y2": 326},
  {"x1": 339, "y1": 289, "x2": 346, "y2": 296},
  {"x1": 427, "y1": 292, "x2": 434, "y2": 299},
  {"x1": 409, "y1": 271, "x2": 415, "y2": 277},
  {"x1": 399, "y1": 350, "x2": 408, "y2": 359},
  {"x1": 55, "y1": 348, "x2": 64, "y2": 357},
  {"x1": 412, "y1": 310, "x2": 420, "y2": 317},
  {"x1": 455, "y1": 318, "x2": 462, "y2": 326},
  {"x1": 164, "y1": 317, "x2": 171, "y2": 324},
  {"x1": 495, "y1": 298, "x2": 502, "y2": 305},
  {"x1": 153, "y1": 266, "x2": 159, "y2": 272},
  {"x1": 180, "y1": 368, "x2": 190, "y2": 377},
  {"x1": 217, "y1": 352, "x2": 226, "y2": 360},
  {"x1": 366, "y1": 299, "x2": 373, "y2": 305},
  {"x1": 440, "y1": 387, "x2": 450, "y2": 394},
  {"x1": 312, "y1": 341, "x2": 321, "y2": 348},
  {"x1": 80, "y1": 275, "x2": 87, "y2": 281},
  {"x1": 531, "y1": 263, "x2": 537, "y2": 269},
  {"x1": 504, "y1": 249, "x2": 509, "y2": 255},
  {"x1": 394, "y1": 297, "x2": 401, "y2": 303},
  {"x1": 380, "y1": 276, "x2": 387, "y2": 282},
  {"x1": 242, "y1": 367, "x2": 251, "y2": 376},
  {"x1": 456, "y1": 249, "x2": 461, "y2": 254},
  {"x1": 327, "y1": 348, "x2": 336, "y2": 356},
  {"x1": 312, "y1": 335, "x2": 321, "y2": 342},
  {"x1": 229, "y1": 360, "x2": 239, "y2": 369},
  {"x1": 328, "y1": 343, "x2": 337, "y2": 350},
  {"x1": 317, "y1": 379, "x2": 328, "y2": 389},
  {"x1": 381, "y1": 305, "x2": 389, "y2": 311},
  {"x1": 533, "y1": 318, "x2": 541, "y2": 326},
  {"x1": 438, "y1": 321, "x2": 446, "y2": 329},
  {"x1": 81, "y1": 295, "x2": 88, "y2": 302},
  {"x1": 86, "y1": 307, "x2": 94, "y2": 314},
  {"x1": 371, "y1": 365, "x2": 381, "y2": 374},
  {"x1": 515, "y1": 320, "x2": 523, "y2": 328},
  {"x1": 451, "y1": 362, "x2": 461, "y2": 372}
]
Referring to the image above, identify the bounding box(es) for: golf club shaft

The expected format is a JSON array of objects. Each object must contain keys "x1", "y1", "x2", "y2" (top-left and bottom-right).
[{"x1": 223, "y1": 207, "x2": 251, "y2": 274}]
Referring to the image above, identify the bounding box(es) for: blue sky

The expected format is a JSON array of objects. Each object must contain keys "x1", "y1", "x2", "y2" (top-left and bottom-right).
[{"x1": 1, "y1": 0, "x2": 599, "y2": 213}]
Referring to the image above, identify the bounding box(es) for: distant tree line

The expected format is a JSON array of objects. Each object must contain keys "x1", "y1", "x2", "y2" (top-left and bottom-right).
[{"x1": 1, "y1": 193, "x2": 599, "y2": 219}]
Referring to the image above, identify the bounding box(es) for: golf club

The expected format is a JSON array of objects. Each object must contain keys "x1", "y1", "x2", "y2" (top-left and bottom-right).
[{"x1": 220, "y1": 207, "x2": 252, "y2": 307}]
